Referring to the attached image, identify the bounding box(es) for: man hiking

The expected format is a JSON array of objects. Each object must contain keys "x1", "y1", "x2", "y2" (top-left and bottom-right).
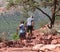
[{"x1": 26, "y1": 15, "x2": 34, "y2": 39}]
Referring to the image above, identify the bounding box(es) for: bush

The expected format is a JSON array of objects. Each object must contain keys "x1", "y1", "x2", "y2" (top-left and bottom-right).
[{"x1": 12, "y1": 33, "x2": 19, "y2": 40}]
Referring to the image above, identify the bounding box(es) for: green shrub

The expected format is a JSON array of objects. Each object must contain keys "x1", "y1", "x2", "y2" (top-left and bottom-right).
[{"x1": 12, "y1": 33, "x2": 19, "y2": 40}]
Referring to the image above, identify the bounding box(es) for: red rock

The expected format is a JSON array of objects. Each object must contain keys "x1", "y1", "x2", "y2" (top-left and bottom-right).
[
  {"x1": 40, "y1": 44, "x2": 57, "y2": 50},
  {"x1": 57, "y1": 38, "x2": 60, "y2": 43},
  {"x1": 53, "y1": 46, "x2": 60, "y2": 52},
  {"x1": 51, "y1": 39, "x2": 58, "y2": 44},
  {"x1": 33, "y1": 44, "x2": 44, "y2": 49}
]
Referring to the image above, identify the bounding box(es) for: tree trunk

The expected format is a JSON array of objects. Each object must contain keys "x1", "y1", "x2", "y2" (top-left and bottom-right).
[{"x1": 50, "y1": 0, "x2": 57, "y2": 28}]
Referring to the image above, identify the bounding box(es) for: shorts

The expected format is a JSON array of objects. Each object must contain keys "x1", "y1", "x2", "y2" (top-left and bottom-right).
[
  {"x1": 19, "y1": 32, "x2": 26, "y2": 39},
  {"x1": 27, "y1": 25, "x2": 33, "y2": 33}
]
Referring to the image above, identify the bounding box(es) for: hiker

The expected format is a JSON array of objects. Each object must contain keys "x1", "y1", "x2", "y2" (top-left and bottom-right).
[
  {"x1": 16, "y1": 20, "x2": 26, "y2": 45},
  {"x1": 26, "y1": 15, "x2": 34, "y2": 38}
]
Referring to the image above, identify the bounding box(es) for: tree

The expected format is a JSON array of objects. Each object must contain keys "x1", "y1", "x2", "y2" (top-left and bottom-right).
[
  {"x1": 50, "y1": 0, "x2": 57, "y2": 28},
  {"x1": 7, "y1": 0, "x2": 60, "y2": 29}
]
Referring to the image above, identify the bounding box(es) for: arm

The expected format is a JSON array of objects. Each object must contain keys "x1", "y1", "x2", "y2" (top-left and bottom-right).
[
  {"x1": 31, "y1": 20, "x2": 34, "y2": 26},
  {"x1": 31, "y1": 20, "x2": 35, "y2": 30},
  {"x1": 16, "y1": 26, "x2": 20, "y2": 35}
]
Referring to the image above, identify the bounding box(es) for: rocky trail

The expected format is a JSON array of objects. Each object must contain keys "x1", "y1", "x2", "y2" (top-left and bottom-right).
[{"x1": 0, "y1": 25, "x2": 60, "y2": 52}]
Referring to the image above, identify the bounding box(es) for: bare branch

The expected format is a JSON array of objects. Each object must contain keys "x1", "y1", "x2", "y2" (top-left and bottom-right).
[{"x1": 34, "y1": 6, "x2": 52, "y2": 21}]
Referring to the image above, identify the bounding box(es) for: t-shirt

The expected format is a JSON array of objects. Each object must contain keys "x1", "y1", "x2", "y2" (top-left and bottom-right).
[
  {"x1": 27, "y1": 17, "x2": 34, "y2": 26},
  {"x1": 19, "y1": 24, "x2": 25, "y2": 33}
]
